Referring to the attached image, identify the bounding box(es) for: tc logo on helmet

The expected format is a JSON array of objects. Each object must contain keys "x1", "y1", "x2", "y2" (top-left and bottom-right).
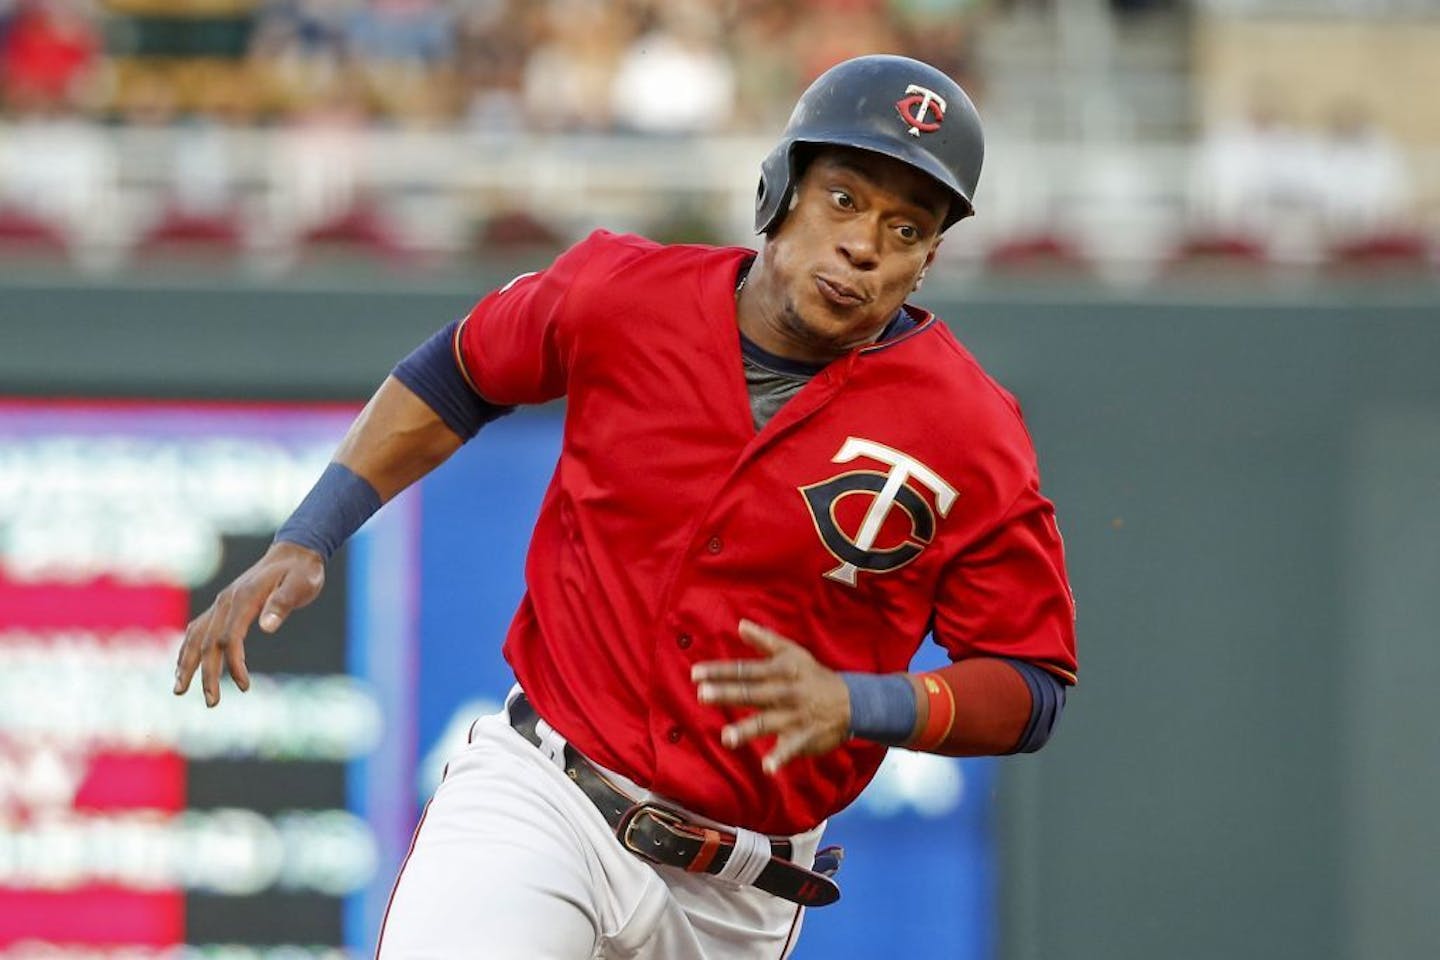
[
  {"x1": 800, "y1": 437, "x2": 958, "y2": 586},
  {"x1": 895, "y1": 84, "x2": 947, "y2": 137}
]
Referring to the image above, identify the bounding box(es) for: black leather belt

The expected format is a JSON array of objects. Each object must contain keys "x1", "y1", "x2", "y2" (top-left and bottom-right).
[{"x1": 507, "y1": 694, "x2": 842, "y2": 908}]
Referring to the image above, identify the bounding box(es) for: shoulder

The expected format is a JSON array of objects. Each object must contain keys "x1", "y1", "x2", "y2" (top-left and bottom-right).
[
  {"x1": 552, "y1": 231, "x2": 753, "y2": 334},
  {"x1": 859, "y1": 310, "x2": 1043, "y2": 504},
  {"x1": 932, "y1": 320, "x2": 1026, "y2": 423},
  {"x1": 565, "y1": 229, "x2": 748, "y2": 282},
  {"x1": 871, "y1": 309, "x2": 1027, "y2": 428}
]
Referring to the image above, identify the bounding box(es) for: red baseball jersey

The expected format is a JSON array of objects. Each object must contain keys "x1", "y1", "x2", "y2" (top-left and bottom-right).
[{"x1": 455, "y1": 230, "x2": 1077, "y2": 835}]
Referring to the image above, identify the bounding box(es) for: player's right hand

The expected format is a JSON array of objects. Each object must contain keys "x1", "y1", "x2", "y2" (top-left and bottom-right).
[{"x1": 173, "y1": 541, "x2": 325, "y2": 708}]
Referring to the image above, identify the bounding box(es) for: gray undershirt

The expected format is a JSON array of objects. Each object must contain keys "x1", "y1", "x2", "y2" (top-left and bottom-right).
[{"x1": 743, "y1": 355, "x2": 816, "y2": 431}]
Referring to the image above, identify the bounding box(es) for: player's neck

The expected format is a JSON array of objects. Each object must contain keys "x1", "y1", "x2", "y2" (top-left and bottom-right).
[{"x1": 736, "y1": 251, "x2": 846, "y2": 366}]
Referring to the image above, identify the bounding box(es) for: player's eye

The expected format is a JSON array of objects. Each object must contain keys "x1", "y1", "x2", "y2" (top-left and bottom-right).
[
  {"x1": 830, "y1": 190, "x2": 855, "y2": 210},
  {"x1": 896, "y1": 224, "x2": 919, "y2": 242}
]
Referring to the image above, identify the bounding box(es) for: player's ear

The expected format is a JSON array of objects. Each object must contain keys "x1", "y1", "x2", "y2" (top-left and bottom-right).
[{"x1": 915, "y1": 239, "x2": 942, "y2": 291}]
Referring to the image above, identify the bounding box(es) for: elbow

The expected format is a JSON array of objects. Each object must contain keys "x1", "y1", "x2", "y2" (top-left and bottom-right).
[{"x1": 1005, "y1": 660, "x2": 1068, "y2": 754}]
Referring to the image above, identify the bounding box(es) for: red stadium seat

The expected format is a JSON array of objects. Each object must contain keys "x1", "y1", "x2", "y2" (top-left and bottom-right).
[
  {"x1": 474, "y1": 210, "x2": 565, "y2": 253},
  {"x1": 1329, "y1": 231, "x2": 1432, "y2": 269},
  {"x1": 137, "y1": 207, "x2": 246, "y2": 258},
  {"x1": 0, "y1": 206, "x2": 69, "y2": 256},
  {"x1": 1160, "y1": 231, "x2": 1273, "y2": 282},
  {"x1": 984, "y1": 233, "x2": 1089, "y2": 273},
  {"x1": 301, "y1": 201, "x2": 409, "y2": 262},
  {"x1": 1171, "y1": 232, "x2": 1269, "y2": 263}
]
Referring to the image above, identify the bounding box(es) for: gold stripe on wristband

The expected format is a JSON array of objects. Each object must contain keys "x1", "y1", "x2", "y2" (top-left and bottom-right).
[{"x1": 914, "y1": 673, "x2": 958, "y2": 751}]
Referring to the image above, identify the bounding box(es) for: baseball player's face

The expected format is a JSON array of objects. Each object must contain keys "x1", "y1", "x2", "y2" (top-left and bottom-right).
[{"x1": 755, "y1": 147, "x2": 948, "y2": 360}]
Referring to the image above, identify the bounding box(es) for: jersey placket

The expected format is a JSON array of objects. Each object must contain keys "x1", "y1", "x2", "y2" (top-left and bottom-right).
[{"x1": 644, "y1": 351, "x2": 862, "y2": 798}]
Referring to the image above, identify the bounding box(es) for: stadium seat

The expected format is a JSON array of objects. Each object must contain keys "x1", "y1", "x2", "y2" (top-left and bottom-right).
[
  {"x1": 0, "y1": 206, "x2": 70, "y2": 257},
  {"x1": 138, "y1": 207, "x2": 246, "y2": 258},
  {"x1": 300, "y1": 200, "x2": 408, "y2": 262},
  {"x1": 984, "y1": 233, "x2": 1089, "y2": 274},
  {"x1": 1328, "y1": 231, "x2": 1432, "y2": 270}
]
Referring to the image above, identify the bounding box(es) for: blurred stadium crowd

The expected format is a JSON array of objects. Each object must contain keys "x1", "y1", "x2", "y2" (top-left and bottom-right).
[
  {"x1": 0, "y1": 0, "x2": 1435, "y2": 277},
  {"x1": 0, "y1": 0, "x2": 981, "y2": 130}
]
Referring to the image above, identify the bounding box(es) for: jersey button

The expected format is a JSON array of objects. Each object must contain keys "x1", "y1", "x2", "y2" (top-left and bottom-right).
[
  {"x1": 666, "y1": 725, "x2": 683, "y2": 744},
  {"x1": 706, "y1": 536, "x2": 723, "y2": 554},
  {"x1": 676, "y1": 634, "x2": 692, "y2": 649}
]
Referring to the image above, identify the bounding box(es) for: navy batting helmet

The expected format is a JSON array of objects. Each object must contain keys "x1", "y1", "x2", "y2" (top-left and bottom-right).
[{"x1": 755, "y1": 55, "x2": 984, "y2": 235}]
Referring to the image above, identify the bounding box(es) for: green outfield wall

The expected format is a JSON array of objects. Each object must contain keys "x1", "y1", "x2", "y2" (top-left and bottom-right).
[{"x1": 3, "y1": 269, "x2": 1437, "y2": 960}]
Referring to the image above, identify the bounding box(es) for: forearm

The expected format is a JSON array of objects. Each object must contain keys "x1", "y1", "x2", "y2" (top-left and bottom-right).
[
  {"x1": 274, "y1": 377, "x2": 460, "y2": 559},
  {"x1": 276, "y1": 316, "x2": 518, "y2": 558},
  {"x1": 843, "y1": 657, "x2": 1067, "y2": 756},
  {"x1": 902, "y1": 659, "x2": 1033, "y2": 756},
  {"x1": 335, "y1": 375, "x2": 465, "y2": 501}
]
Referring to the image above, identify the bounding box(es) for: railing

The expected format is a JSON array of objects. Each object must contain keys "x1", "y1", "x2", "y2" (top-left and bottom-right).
[{"x1": 0, "y1": 124, "x2": 1435, "y2": 279}]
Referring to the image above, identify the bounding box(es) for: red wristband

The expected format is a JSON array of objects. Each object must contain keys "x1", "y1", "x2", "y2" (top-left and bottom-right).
[{"x1": 913, "y1": 672, "x2": 957, "y2": 751}]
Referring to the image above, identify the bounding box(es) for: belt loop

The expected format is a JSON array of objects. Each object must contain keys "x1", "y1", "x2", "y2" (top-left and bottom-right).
[
  {"x1": 715, "y1": 827, "x2": 770, "y2": 886},
  {"x1": 687, "y1": 828, "x2": 724, "y2": 874},
  {"x1": 503, "y1": 684, "x2": 524, "y2": 713},
  {"x1": 533, "y1": 716, "x2": 568, "y2": 770}
]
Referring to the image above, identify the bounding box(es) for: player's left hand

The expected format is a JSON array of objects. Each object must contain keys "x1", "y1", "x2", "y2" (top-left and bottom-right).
[{"x1": 692, "y1": 619, "x2": 850, "y2": 775}]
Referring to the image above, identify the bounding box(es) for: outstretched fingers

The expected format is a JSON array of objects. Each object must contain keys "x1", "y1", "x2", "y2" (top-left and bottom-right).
[
  {"x1": 718, "y1": 711, "x2": 821, "y2": 775},
  {"x1": 199, "y1": 590, "x2": 236, "y2": 707},
  {"x1": 736, "y1": 619, "x2": 791, "y2": 654},
  {"x1": 694, "y1": 618, "x2": 850, "y2": 775},
  {"x1": 762, "y1": 728, "x2": 816, "y2": 775},
  {"x1": 174, "y1": 608, "x2": 212, "y2": 695},
  {"x1": 172, "y1": 543, "x2": 327, "y2": 707},
  {"x1": 193, "y1": 576, "x2": 268, "y2": 706},
  {"x1": 216, "y1": 587, "x2": 262, "y2": 694},
  {"x1": 697, "y1": 678, "x2": 794, "y2": 709},
  {"x1": 720, "y1": 708, "x2": 796, "y2": 748}
]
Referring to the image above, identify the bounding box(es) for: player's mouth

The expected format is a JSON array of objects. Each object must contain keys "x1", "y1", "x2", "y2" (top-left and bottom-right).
[{"x1": 815, "y1": 275, "x2": 867, "y2": 308}]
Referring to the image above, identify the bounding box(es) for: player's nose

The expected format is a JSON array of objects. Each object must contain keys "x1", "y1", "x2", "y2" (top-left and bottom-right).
[{"x1": 835, "y1": 219, "x2": 881, "y2": 271}]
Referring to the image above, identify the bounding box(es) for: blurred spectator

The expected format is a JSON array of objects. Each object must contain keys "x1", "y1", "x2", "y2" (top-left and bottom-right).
[
  {"x1": 0, "y1": 0, "x2": 97, "y2": 110},
  {"x1": 0, "y1": 0, "x2": 108, "y2": 252},
  {"x1": 792, "y1": 0, "x2": 901, "y2": 83},
  {"x1": 1190, "y1": 87, "x2": 1325, "y2": 252},
  {"x1": 727, "y1": 1, "x2": 804, "y2": 129},
  {"x1": 268, "y1": 73, "x2": 370, "y2": 243},
  {"x1": 346, "y1": 0, "x2": 452, "y2": 64},
  {"x1": 522, "y1": 0, "x2": 636, "y2": 132},
  {"x1": 175, "y1": 73, "x2": 262, "y2": 217},
  {"x1": 609, "y1": 2, "x2": 735, "y2": 134},
  {"x1": 890, "y1": 0, "x2": 983, "y2": 100},
  {"x1": 1313, "y1": 100, "x2": 1411, "y2": 241},
  {"x1": 117, "y1": 71, "x2": 242, "y2": 219},
  {"x1": 0, "y1": 99, "x2": 114, "y2": 246},
  {"x1": 456, "y1": 0, "x2": 533, "y2": 133},
  {"x1": 347, "y1": 0, "x2": 454, "y2": 116}
]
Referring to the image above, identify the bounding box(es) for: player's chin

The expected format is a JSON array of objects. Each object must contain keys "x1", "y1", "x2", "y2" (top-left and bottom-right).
[
  {"x1": 798, "y1": 318, "x2": 881, "y2": 357},
  {"x1": 808, "y1": 301, "x2": 894, "y2": 348}
]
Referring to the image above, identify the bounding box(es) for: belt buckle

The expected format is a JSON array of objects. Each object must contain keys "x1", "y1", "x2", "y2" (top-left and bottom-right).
[{"x1": 619, "y1": 802, "x2": 690, "y2": 865}]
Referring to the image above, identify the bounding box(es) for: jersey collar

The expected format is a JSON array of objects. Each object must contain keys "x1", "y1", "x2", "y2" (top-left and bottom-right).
[{"x1": 859, "y1": 305, "x2": 937, "y2": 355}]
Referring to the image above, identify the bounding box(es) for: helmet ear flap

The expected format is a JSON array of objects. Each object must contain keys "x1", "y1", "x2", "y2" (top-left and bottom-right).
[
  {"x1": 754, "y1": 141, "x2": 794, "y2": 235},
  {"x1": 755, "y1": 141, "x2": 814, "y2": 236},
  {"x1": 754, "y1": 144, "x2": 789, "y2": 238}
]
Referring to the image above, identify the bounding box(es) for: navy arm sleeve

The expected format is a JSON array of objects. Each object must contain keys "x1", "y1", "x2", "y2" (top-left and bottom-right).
[
  {"x1": 392, "y1": 319, "x2": 515, "y2": 440},
  {"x1": 1003, "y1": 659, "x2": 1068, "y2": 754}
]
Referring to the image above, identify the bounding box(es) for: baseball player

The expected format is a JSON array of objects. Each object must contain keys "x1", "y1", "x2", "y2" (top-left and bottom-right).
[{"x1": 173, "y1": 55, "x2": 1077, "y2": 959}]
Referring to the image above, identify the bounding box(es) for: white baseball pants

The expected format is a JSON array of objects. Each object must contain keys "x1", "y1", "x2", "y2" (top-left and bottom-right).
[{"x1": 375, "y1": 707, "x2": 822, "y2": 959}]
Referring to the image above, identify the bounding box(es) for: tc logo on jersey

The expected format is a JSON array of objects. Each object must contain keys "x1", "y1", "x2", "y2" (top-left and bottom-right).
[
  {"x1": 895, "y1": 84, "x2": 946, "y2": 137},
  {"x1": 800, "y1": 437, "x2": 958, "y2": 586}
]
